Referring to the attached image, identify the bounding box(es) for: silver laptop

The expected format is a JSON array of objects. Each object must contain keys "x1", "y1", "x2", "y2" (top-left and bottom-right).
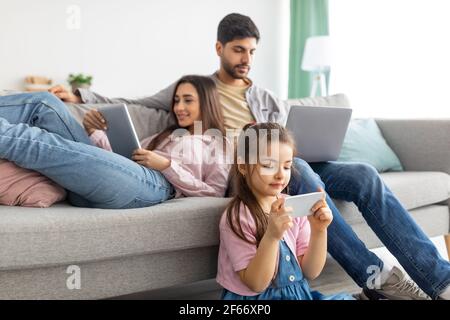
[
  {"x1": 97, "y1": 104, "x2": 141, "y2": 159},
  {"x1": 285, "y1": 105, "x2": 352, "y2": 163}
]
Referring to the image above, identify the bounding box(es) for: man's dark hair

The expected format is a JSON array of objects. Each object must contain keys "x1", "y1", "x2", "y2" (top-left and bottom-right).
[{"x1": 217, "y1": 13, "x2": 260, "y2": 45}]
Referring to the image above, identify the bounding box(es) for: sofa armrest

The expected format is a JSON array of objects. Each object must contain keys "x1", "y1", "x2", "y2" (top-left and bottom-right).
[{"x1": 375, "y1": 119, "x2": 450, "y2": 174}]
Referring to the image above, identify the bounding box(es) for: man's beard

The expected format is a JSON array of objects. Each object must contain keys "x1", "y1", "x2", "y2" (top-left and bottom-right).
[{"x1": 222, "y1": 59, "x2": 251, "y2": 80}]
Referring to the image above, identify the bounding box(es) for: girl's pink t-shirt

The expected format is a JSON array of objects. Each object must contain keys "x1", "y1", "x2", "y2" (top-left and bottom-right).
[{"x1": 216, "y1": 201, "x2": 311, "y2": 296}]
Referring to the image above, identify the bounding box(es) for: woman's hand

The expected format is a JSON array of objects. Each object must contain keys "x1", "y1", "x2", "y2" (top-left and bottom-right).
[
  {"x1": 308, "y1": 188, "x2": 333, "y2": 232},
  {"x1": 83, "y1": 109, "x2": 107, "y2": 135},
  {"x1": 266, "y1": 197, "x2": 294, "y2": 241},
  {"x1": 132, "y1": 148, "x2": 171, "y2": 171},
  {"x1": 48, "y1": 85, "x2": 82, "y2": 103}
]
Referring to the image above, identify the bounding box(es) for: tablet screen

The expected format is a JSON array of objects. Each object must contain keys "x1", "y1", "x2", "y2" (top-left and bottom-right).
[{"x1": 97, "y1": 104, "x2": 141, "y2": 159}]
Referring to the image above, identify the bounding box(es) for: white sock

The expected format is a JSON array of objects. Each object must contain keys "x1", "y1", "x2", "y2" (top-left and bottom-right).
[
  {"x1": 379, "y1": 263, "x2": 394, "y2": 286},
  {"x1": 439, "y1": 285, "x2": 450, "y2": 300}
]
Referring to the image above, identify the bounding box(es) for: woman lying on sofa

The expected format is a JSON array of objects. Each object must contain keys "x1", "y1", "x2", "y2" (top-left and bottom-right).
[{"x1": 0, "y1": 75, "x2": 231, "y2": 209}]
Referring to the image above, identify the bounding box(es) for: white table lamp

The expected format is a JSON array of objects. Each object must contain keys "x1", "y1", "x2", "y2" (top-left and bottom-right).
[{"x1": 301, "y1": 36, "x2": 332, "y2": 97}]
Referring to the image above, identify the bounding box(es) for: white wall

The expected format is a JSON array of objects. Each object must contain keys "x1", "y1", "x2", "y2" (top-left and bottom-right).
[
  {"x1": 0, "y1": 0, "x2": 290, "y2": 98},
  {"x1": 329, "y1": 0, "x2": 450, "y2": 118}
]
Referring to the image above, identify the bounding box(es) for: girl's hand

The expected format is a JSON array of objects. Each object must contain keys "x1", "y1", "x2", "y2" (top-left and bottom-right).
[
  {"x1": 266, "y1": 197, "x2": 294, "y2": 241},
  {"x1": 83, "y1": 109, "x2": 107, "y2": 135},
  {"x1": 308, "y1": 188, "x2": 333, "y2": 232},
  {"x1": 132, "y1": 148, "x2": 171, "y2": 171}
]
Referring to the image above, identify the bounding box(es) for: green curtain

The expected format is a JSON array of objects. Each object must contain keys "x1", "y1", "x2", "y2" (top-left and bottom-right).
[{"x1": 288, "y1": 0, "x2": 329, "y2": 98}]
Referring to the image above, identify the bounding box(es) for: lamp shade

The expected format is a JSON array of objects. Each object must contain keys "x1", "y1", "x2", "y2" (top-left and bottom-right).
[{"x1": 301, "y1": 36, "x2": 332, "y2": 71}]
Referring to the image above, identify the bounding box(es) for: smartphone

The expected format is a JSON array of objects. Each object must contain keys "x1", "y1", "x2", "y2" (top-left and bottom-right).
[{"x1": 283, "y1": 192, "x2": 325, "y2": 218}]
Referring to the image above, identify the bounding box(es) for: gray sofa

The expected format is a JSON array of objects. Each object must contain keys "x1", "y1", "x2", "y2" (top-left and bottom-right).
[{"x1": 0, "y1": 94, "x2": 448, "y2": 299}]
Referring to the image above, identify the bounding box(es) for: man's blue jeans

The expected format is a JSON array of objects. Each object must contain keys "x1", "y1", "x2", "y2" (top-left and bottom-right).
[
  {"x1": 0, "y1": 92, "x2": 174, "y2": 209},
  {"x1": 289, "y1": 157, "x2": 450, "y2": 299}
]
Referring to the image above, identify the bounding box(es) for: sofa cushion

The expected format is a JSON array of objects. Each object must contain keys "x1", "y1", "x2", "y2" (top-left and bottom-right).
[
  {"x1": 338, "y1": 119, "x2": 404, "y2": 172},
  {"x1": 287, "y1": 93, "x2": 351, "y2": 108},
  {"x1": 0, "y1": 197, "x2": 229, "y2": 270},
  {"x1": 382, "y1": 171, "x2": 450, "y2": 205},
  {"x1": 335, "y1": 171, "x2": 450, "y2": 225}
]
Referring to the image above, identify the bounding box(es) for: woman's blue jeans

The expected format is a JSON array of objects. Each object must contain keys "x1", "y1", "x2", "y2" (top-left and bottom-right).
[{"x1": 0, "y1": 92, "x2": 174, "y2": 209}]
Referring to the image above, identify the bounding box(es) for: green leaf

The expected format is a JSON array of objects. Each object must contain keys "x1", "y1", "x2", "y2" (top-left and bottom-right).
[{"x1": 67, "y1": 73, "x2": 93, "y2": 85}]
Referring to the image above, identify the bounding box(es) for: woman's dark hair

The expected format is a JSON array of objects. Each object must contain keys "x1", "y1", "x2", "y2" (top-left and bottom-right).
[
  {"x1": 217, "y1": 13, "x2": 260, "y2": 45},
  {"x1": 147, "y1": 75, "x2": 225, "y2": 151},
  {"x1": 226, "y1": 123, "x2": 296, "y2": 246}
]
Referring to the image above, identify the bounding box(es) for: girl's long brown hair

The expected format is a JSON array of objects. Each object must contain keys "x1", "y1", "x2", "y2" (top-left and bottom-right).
[
  {"x1": 226, "y1": 122, "x2": 296, "y2": 246},
  {"x1": 147, "y1": 75, "x2": 225, "y2": 150}
]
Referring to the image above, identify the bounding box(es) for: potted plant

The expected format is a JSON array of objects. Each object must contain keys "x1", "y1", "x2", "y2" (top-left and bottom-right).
[{"x1": 68, "y1": 73, "x2": 93, "y2": 93}]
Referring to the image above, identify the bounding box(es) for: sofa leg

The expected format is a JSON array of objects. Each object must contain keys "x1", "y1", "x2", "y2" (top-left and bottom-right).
[{"x1": 445, "y1": 234, "x2": 450, "y2": 260}]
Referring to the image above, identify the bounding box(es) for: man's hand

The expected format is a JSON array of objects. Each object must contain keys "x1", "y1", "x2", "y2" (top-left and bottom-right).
[
  {"x1": 132, "y1": 148, "x2": 171, "y2": 171},
  {"x1": 83, "y1": 109, "x2": 107, "y2": 135},
  {"x1": 48, "y1": 85, "x2": 82, "y2": 103}
]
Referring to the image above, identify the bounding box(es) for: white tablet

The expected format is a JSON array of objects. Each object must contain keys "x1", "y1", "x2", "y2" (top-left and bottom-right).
[
  {"x1": 284, "y1": 192, "x2": 325, "y2": 218},
  {"x1": 97, "y1": 104, "x2": 141, "y2": 159}
]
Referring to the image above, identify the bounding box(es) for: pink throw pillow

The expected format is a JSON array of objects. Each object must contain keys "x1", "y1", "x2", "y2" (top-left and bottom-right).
[{"x1": 0, "y1": 160, "x2": 66, "y2": 208}]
